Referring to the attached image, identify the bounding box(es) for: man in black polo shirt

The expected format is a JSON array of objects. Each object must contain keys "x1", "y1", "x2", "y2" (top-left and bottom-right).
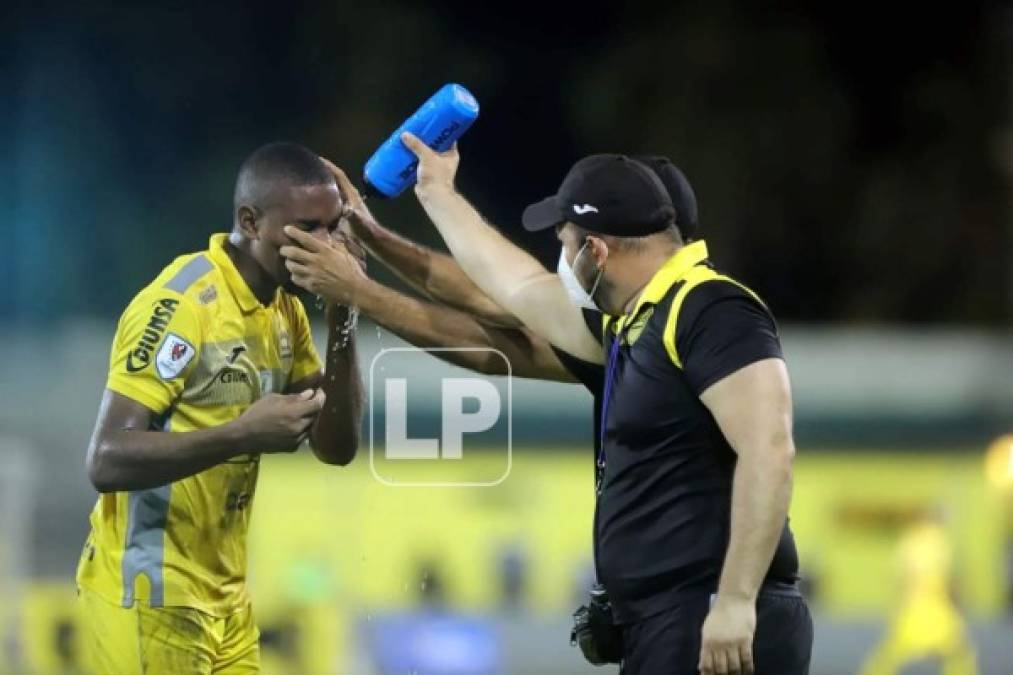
[{"x1": 403, "y1": 134, "x2": 812, "y2": 674}]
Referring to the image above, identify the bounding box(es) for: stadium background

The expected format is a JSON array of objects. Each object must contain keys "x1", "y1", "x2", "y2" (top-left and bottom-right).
[{"x1": 3, "y1": 1, "x2": 1013, "y2": 673}]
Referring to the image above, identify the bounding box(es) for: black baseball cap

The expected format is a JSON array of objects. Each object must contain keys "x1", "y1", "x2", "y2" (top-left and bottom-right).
[
  {"x1": 522, "y1": 154, "x2": 675, "y2": 236},
  {"x1": 635, "y1": 156, "x2": 699, "y2": 240}
]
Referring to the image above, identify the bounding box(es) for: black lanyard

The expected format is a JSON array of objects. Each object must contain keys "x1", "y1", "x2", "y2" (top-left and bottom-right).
[{"x1": 596, "y1": 327, "x2": 623, "y2": 492}]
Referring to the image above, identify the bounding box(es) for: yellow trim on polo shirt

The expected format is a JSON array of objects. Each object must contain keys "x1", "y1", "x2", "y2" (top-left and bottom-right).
[
  {"x1": 603, "y1": 240, "x2": 711, "y2": 340},
  {"x1": 662, "y1": 269, "x2": 765, "y2": 368}
]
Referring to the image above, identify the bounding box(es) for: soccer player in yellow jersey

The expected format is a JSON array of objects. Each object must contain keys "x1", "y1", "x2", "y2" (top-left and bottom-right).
[{"x1": 75, "y1": 142, "x2": 365, "y2": 674}]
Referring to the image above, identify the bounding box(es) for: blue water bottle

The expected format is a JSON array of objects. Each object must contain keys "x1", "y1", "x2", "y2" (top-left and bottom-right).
[{"x1": 363, "y1": 83, "x2": 480, "y2": 198}]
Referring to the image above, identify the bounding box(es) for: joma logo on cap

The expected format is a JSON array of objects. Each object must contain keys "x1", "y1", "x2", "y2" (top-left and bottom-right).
[{"x1": 573, "y1": 204, "x2": 599, "y2": 215}]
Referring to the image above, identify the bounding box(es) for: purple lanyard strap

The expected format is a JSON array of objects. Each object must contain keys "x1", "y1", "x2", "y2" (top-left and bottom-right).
[{"x1": 598, "y1": 326, "x2": 624, "y2": 471}]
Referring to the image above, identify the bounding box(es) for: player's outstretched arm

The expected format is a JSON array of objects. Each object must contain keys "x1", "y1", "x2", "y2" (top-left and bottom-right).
[
  {"x1": 86, "y1": 388, "x2": 325, "y2": 493},
  {"x1": 401, "y1": 134, "x2": 603, "y2": 365},
  {"x1": 359, "y1": 280, "x2": 577, "y2": 380},
  {"x1": 319, "y1": 158, "x2": 520, "y2": 328},
  {"x1": 281, "y1": 225, "x2": 575, "y2": 381}
]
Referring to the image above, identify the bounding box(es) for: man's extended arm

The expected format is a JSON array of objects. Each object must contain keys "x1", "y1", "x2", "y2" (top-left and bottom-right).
[
  {"x1": 359, "y1": 280, "x2": 575, "y2": 380},
  {"x1": 697, "y1": 358, "x2": 795, "y2": 675},
  {"x1": 322, "y1": 157, "x2": 519, "y2": 328},
  {"x1": 281, "y1": 226, "x2": 576, "y2": 381},
  {"x1": 401, "y1": 135, "x2": 602, "y2": 364}
]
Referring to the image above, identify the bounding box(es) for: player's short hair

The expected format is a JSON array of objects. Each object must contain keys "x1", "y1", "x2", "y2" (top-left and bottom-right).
[{"x1": 233, "y1": 141, "x2": 333, "y2": 210}]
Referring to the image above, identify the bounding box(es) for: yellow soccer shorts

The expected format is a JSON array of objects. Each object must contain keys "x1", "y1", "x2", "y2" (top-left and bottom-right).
[{"x1": 78, "y1": 587, "x2": 260, "y2": 674}]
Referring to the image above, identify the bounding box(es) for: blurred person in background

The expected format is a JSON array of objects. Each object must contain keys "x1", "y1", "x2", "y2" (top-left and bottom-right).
[
  {"x1": 860, "y1": 516, "x2": 978, "y2": 675},
  {"x1": 399, "y1": 134, "x2": 810, "y2": 675},
  {"x1": 75, "y1": 142, "x2": 364, "y2": 674}
]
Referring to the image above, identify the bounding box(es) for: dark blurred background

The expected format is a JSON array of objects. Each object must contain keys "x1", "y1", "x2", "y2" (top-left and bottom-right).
[{"x1": 3, "y1": 0, "x2": 1011, "y2": 325}]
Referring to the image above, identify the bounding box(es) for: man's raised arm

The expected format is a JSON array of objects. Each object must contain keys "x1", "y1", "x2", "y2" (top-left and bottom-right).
[
  {"x1": 320, "y1": 158, "x2": 519, "y2": 328},
  {"x1": 401, "y1": 134, "x2": 602, "y2": 364}
]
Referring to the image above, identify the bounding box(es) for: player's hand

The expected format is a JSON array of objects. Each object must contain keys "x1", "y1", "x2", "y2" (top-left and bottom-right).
[
  {"x1": 233, "y1": 388, "x2": 325, "y2": 453},
  {"x1": 334, "y1": 220, "x2": 368, "y2": 273},
  {"x1": 698, "y1": 596, "x2": 756, "y2": 675},
  {"x1": 400, "y1": 131, "x2": 459, "y2": 196},
  {"x1": 281, "y1": 225, "x2": 368, "y2": 305},
  {"x1": 319, "y1": 156, "x2": 378, "y2": 245}
]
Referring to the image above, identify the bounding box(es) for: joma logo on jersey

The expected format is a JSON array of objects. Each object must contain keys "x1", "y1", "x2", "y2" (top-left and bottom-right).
[{"x1": 126, "y1": 298, "x2": 179, "y2": 372}]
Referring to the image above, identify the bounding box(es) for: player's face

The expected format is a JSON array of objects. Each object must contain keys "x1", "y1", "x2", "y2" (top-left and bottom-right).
[{"x1": 257, "y1": 183, "x2": 343, "y2": 293}]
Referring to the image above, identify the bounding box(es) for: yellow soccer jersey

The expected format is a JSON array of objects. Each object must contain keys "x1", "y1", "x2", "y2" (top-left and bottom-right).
[{"x1": 76, "y1": 233, "x2": 322, "y2": 616}]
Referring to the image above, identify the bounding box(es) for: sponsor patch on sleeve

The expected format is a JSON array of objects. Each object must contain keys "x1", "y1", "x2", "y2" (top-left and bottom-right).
[{"x1": 156, "y1": 333, "x2": 196, "y2": 380}]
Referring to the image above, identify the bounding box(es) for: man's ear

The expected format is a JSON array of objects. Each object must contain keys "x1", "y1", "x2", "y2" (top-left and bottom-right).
[
  {"x1": 236, "y1": 205, "x2": 260, "y2": 240},
  {"x1": 586, "y1": 235, "x2": 609, "y2": 266}
]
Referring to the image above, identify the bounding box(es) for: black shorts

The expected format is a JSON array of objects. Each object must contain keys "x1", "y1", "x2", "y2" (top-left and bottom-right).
[{"x1": 619, "y1": 591, "x2": 813, "y2": 675}]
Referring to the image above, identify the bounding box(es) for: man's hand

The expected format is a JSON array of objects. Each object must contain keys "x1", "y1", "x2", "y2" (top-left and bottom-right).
[
  {"x1": 698, "y1": 596, "x2": 756, "y2": 675},
  {"x1": 401, "y1": 132, "x2": 459, "y2": 196},
  {"x1": 313, "y1": 158, "x2": 368, "y2": 267},
  {"x1": 232, "y1": 388, "x2": 326, "y2": 453},
  {"x1": 319, "y1": 156, "x2": 378, "y2": 244},
  {"x1": 281, "y1": 225, "x2": 368, "y2": 305}
]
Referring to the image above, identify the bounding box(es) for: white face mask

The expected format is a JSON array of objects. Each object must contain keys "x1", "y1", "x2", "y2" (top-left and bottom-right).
[{"x1": 557, "y1": 241, "x2": 605, "y2": 311}]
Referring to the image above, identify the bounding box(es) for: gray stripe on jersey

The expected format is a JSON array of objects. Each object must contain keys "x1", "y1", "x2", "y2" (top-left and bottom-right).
[
  {"x1": 121, "y1": 417, "x2": 172, "y2": 607},
  {"x1": 164, "y1": 255, "x2": 213, "y2": 294}
]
